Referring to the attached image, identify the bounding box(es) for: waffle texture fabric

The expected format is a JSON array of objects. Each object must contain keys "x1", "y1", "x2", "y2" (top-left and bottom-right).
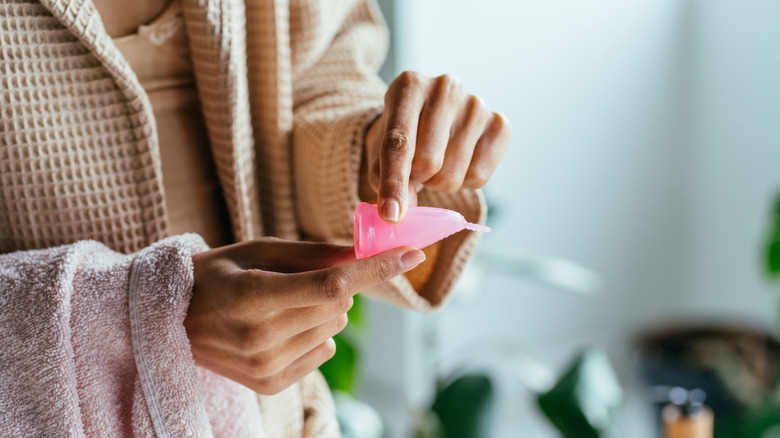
[{"x1": 0, "y1": 0, "x2": 486, "y2": 435}]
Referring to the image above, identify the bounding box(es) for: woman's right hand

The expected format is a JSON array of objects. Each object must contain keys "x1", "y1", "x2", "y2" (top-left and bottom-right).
[{"x1": 184, "y1": 237, "x2": 426, "y2": 395}]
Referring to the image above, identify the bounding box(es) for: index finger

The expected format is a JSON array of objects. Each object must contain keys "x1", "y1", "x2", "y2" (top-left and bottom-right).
[
  {"x1": 265, "y1": 246, "x2": 426, "y2": 307},
  {"x1": 378, "y1": 74, "x2": 427, "y2": 223},
  {"x1": 226, "y1": 238, "x2": 356, "y2": 273}
]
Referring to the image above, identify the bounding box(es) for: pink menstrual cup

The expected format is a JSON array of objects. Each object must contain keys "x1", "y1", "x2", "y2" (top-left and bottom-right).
[{"x1": 353, "y1": 202, "x2": 491, "y2": 259}]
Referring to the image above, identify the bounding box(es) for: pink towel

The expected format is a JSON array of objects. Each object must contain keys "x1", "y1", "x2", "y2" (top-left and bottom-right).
[{"x1": 0, "y1": 234, "x2": 265, "y2": 437}]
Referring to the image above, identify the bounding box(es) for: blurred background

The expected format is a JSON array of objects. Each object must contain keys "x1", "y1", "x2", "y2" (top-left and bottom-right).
[{"x1": 327, "y1": 0, "x2": 780, "y2": 437}]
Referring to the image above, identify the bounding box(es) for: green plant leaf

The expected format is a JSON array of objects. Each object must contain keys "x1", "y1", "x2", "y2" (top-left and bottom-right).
[
  {"x1": 741, "y1": 400, "x2": 780, "y2": 438},
  {"x1": 413, "y1": 410, "x2": 445, "y2": 438},
  {"x1": 537, "y1": 349, "x2": 623, "y2": 438},
  {"x1": 319, "y1": 333, "x2": 358, "y2": 395},
  {"x1": 431, "y1": 374, "x2": 495, "y2": 438},
  {"x1": 767, "y1": 239, "x2": 780, "y2": 277},
  {"x1": 766, "y1": 192, "x2": 780, "y2": 277},
  {"x1": 774, "y1": 194, "x2": 780, "y2": 217},
  {"x1": 348, "y1": 293, "x2": 366, "y2": 331}
]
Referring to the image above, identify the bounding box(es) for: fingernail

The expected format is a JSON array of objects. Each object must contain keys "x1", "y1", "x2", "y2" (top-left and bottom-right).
[
  {"x1": 401, "y1": 249, "x2": 426, "y2": 268},
  {"x1": 382, "y1": 199, "x2": 400, "y2": 222}
]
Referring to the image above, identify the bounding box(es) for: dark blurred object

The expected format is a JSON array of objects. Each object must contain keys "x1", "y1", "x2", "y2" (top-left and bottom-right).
[
  {"x1": 427, "y1": 374, "x2": 495, "y2": 438},
  {"x1": 637, "y1": 324, "x2": 780, "y2": 438},
  {"x1": 658, "y1": 387, "x2": 713, "y2": 438},
  {"x1": 537, "y1": 349, "x2": 623, "y2": 438}
]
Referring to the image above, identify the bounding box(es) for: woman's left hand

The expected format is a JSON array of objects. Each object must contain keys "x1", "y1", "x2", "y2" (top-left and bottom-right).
[{"x1": 363, "y1": 71, "x2": 511, "y2": 223}]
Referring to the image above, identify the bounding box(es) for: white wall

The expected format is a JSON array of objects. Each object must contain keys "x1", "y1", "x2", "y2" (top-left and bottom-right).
[
  {"x1": 359, "y1": 1, "x2": 780, "y2": 437},
  {"x1": 679, "y1": 0, "x2": 780, "y2": 323}
]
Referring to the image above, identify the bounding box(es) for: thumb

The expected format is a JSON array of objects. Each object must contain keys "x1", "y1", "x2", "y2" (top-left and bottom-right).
[
  {"x1": 281, "y1": 246, "x2": 427, "y2": 306},
  {"x1": 333, "y1": 245, "x2": 427, "y2": 295}
]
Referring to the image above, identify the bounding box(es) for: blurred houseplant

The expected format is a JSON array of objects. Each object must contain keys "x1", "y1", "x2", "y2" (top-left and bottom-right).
[
  {"x1": 319, "y1": 294, "x2": 382, "y2": 438},
  {"x1": 766, "y1": 193, "x2": 780, "y2": 318},
  {"x1": 319, "y1": 293, "x2": 364, "y2": 396},
  {"x1": 407, "y1": 247, "x2": 612, "y2": 438},
  {"x1": 409, "y1": 189, "x2": 780, "y2": 438},
  {"x1": 318, "y1": 200, "x2": 609, "y2": 437}
]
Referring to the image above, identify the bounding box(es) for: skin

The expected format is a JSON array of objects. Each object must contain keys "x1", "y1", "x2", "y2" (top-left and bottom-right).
[
  {"x1": 363, "y1": 71, "x2": 511, "y2": 222},
  {"x1": 91, "y1": 1, "x2": 511, "y2": 396},
  {"x1": 189, "y1": 72, "x2": 509, "y2": 395},
  {"x1": 92, "y1": 0, "x2": 168, "y2": 38},
  {"x1": 185, "y1": 239, "x2": 426, "y2": 395}
]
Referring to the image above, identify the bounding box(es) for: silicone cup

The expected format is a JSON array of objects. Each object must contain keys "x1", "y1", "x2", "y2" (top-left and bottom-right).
[{"x1": 353, "y1": 202, "x2": 491, "y2": 259}]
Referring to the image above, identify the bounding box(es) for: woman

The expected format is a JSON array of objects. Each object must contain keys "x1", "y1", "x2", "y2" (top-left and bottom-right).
[{"x1": 0, "y1": 0, "x2": 509, "y2": 436}]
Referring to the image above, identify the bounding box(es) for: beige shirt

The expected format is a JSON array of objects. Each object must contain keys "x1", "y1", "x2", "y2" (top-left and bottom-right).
[{"x1": 113, "y1": 0, "x2": 232, "y2": 248}]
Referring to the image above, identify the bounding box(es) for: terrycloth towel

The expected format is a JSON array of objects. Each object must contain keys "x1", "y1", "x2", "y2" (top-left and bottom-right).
[{"x1": 0, "y1": 234, "x2": 266, "y2": 437}]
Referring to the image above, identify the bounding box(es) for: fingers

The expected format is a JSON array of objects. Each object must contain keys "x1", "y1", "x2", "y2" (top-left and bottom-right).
[
  {"x1": 229, "y1": 315, "x2": 347, "y2": 378},
  {"x1": 192, "y1": 337, "x2": 337, "y2": 396},
  {"x1": 249, "y1": 246, "x2": 425, "y2": 308},
  {"x1": 369, "y1": 72, "x2": 509, "y2": 210},
  {"x1": 275, "y1": 297, "x2": 353, "y2": 336},
  {"x1": 256, "y1": 339, "x2": 337, "y2": 395},
  {"x1": 411, "y1": 75, "x2": 462, "y2": 184},
  {"x1": 425, "y1": 94, "x2": 490, "y2": 193},
  {"x1": 191, "y1": 311, "x2": 347, "y2": 394},
  {"x1": 249, "y1": 314, "x2": 348, "y2": 377},
  {"x1": 229, "y1": 296, "x2": 353, "y2": 343},
  {"x1": 378, "y1": 71, "x2": 427, "y2": 223},
  {"x1": 225, "y1": 237, "x2": 355, "y2": 272},
  {"x1": 464, "y1": 112, "x2": 511, "y2": 189}
]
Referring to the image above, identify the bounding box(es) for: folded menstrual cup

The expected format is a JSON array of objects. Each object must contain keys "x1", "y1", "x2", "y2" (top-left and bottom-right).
[{"x1": 353, "y1": 202, "x2": 491, "y2": 259}]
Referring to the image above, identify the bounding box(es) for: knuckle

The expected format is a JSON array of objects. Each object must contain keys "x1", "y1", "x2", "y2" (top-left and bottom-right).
[
  {"x1": 248, "y1": 354, "x2": 272, "y2": 376},
  {"x1": 266, "y1": 380, "x2": 287, "y2": 395},
  {"x1": 373, "y1": 257, "x2": 398, "y2": 283},
  {"x1": 431, "y1": 176, "x2": 461, "y2": 194},
  {"x1": 322, "y1": 340, "x2": 337, "y2": 362},
  {"x1": 249, "y1": 380, "x2": 269, "y2": 394},
  {"x1": 466, "y1": 170, "x2": 489, "y2": 188},
  {"x1": 250, "y1": 351, "x2": 286, "y2": 378},
  {"x1": 253, "y1": 323, "x2": 275, "y2": 348},
  {"x1": 382, "y1": 129, "x2": 412, "y2": 156},
  {"x1": 382, "y1": 172, "x2": 407, "y2": 191},
  {"x1": 411, "y1": 153, "x2": 443, "y2": 178},
  {"x1": 397, "y1": 70, "x2": 424, "y2": 89},
  {"x1": 470, "y1": 94, "x2": 487, "y2": 109},
  {"x1": 436, "y1": 74, "x2": 461, "y2": 93},
  {"x1": 337, "y1": 297, "x2": 354, "y2": 314},
  {"x1": 236, "y1": 323, "x2": 270, "y2": 353},
  {"x1": 467, "y1": 95, "x2": 488, "y2": 119},
  {"x1": 253, "y1": 377, "x2": 286, "y2": 396},
  {"x1": 335, "y1": 314, "x2": 349, "y2": 332},
  {"x1": 492, "y1": 112, "x2": 511, "y2": 134},
  {"x1": 321, "y1": 269, "x2": 351, "y2": 300},
  {"x1": 441, "y1": 180, "x2": 461, "y2": 193},
  {"x1": 264, "y1": 356, "x2": 286, "y2": 377}
]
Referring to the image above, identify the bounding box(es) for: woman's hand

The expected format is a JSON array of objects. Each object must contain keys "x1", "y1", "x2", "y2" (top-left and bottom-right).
[
  {"x1": 363, "y1": 71, "x2": 511, "y2": 222},
  {"x1": 184, "y1": 238, "x2": 425, "y2": 395}
]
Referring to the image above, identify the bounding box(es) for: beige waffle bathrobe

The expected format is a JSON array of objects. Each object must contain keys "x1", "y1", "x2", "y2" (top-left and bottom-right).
[{"x1": 0, "y1": 0, "x2": 485, "y2": 435}]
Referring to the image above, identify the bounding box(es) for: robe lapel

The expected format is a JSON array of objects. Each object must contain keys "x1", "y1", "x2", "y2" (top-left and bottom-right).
[
  {"x1": 245, "y1": 0, "x2": 299, "y2": 240},
  {"x1": 182, "y1": 0, "x2": 265, "y2": 242},
  {"x1": 39, "y1": 0, "x2": 170, "y2": 247}
]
